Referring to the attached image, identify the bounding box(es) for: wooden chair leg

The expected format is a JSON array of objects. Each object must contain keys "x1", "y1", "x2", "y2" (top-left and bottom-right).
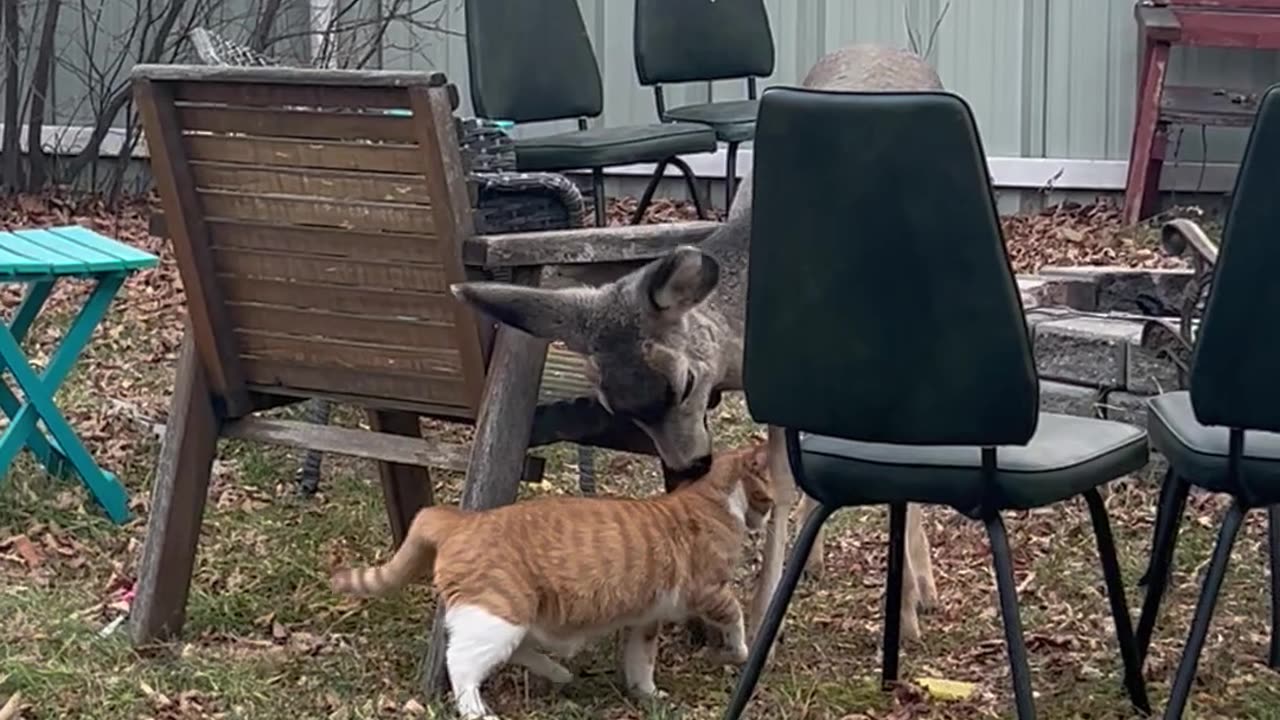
[
  {"x1": 129, "y1": 330, "x2": 220, "y2": 646},
  {"x1": 367, "y1": 409, "x2": 433, "y2": 548},
  {"x1": 1123, "y1": 38, "x2": 1171, "y2": 226},
  {"x1": 420, "y1": 265, "x2": 551, "y2": 699}
]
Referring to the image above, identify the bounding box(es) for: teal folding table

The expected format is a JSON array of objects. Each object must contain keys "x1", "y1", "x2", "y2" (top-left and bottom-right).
[{"x1": 0, "y1": 225, "x2": 158, "y2": 523}]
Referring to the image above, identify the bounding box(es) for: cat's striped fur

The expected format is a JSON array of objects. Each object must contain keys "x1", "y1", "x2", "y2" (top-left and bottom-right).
[{"x1": 329, "y1": 441, "x2": 774, "y2": 719}]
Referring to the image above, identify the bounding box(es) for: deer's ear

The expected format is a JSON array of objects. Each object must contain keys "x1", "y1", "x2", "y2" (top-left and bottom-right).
[
  {"x1": 450, "y1": 282, "x2": 601, "y2": 352},
  {"x1": 639, "y1": 246, "x2": 720, "y2": 321}
]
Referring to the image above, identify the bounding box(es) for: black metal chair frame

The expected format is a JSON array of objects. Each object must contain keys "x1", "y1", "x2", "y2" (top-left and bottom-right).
[
  {"x1": 647, "y1": 79, "x2": 759, "y2": 212},
  {"x1": 1132, "y1": 218, "x2": 1280, "y2": 719},
  {"x1": 724, "y1": 432, "x2": 1150, "y2": 720}
]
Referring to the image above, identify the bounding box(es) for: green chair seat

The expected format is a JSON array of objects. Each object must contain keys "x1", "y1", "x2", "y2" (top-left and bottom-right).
[
  {"x1": 799, "y1": 412, "x2": 1147, "y2": 512},
  {"x1": 514, "y1": 122, "x2": 716, "y2": 172},
  {"x1": 664, "y1": 99, "x2": 759, "y2": 142},
  {"x1": 1147, "y1": 391, "x2": 1280, "y2": 497}
]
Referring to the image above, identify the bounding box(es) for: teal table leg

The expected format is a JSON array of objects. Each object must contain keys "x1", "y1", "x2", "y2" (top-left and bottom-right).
[
  {"x1": 0, "y1": 273, "x2": 129, "y2": 522},
  {"x1": 0, "y1": 281, "x2": 67, "y2": 476}
]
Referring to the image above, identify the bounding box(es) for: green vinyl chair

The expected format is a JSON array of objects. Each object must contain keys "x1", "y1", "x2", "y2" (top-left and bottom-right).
[
  {"x1": 633, "y1": 0, "x2": 775, "y2": 211},
  {"x1": 1132, "y1": 83, "x2": 1280, "y2": 720},
  {"x1": 464, "y1": 0, "x2": 717, "y2": 226},
  {"x1": 725, "y1": 87, "x2": 1151, "y2": 720}
]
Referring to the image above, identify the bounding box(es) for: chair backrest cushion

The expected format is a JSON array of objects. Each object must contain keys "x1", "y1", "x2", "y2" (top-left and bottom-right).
[
  {"x1": 1189, "y1": 83, "x2": 1280, "y2": 433},
  {"x1": 130, "y1": 64, "x2": 488, "y2": 421},
  {"x1": 634, "y1": 0, "x2": 775, "y2": 85},
  {"x1": 465, "y1": 0, "x2": 603, "y2": 123},
  {"x1": 743, "y1": 87, "x2": 1038, "y2": 446}
]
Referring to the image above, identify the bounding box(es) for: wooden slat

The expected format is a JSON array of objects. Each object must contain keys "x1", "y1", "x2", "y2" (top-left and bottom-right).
[
  {"x1": 176, "y1": 105, "x2": 416, "y2": 142},
  {"x1": 170, "y1": 81, "x2": 410, "y2": 110},
  {"x1": 206, "y1": 220, "x2": 441, "y2": 264},
  {"x1": 235, "y1": 330, "x2": 463, "y2": 379},
  {"x1": 132, "y1": 77, "x2": 251, "y2": 415},
  {"x1": 539, "y1": 345, "x2": 594, "y2": 403},
  {"x1": 229, "y1": 302, "x2": 456, "y2": 348},
  {"x1": 198, "y1": 190, "x2": 435, "y2": 233},
  {"x1": 184, "y1": 135, "x2": 425, "y2": 174},
  {"x1": 412, "y1": 83, "x2": 487, "y2": 411},
  {"x1": 191, "y1": 163, "x2": 430, "y2": 204},
  {"x1": 219, "y1": 276, "x2": 454, "y2": 321},
  {"x1": 221, "y1": 417, "x2": 545, "y2": 481},
  {"x1": 213, "y1": 247, "x2": 447, "y2": 291},
  {"x1": 464, "y1": 220, "x2": 722, "y2": 268},
  {"x1": 241, "y1": 359, "x2": 468, "y2": 407},
  {"x1": 132, "y1": 64, "x2": 445, "y2": 87}
]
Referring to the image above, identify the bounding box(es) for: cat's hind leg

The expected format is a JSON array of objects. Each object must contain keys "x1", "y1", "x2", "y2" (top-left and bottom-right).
[
  {"x1": 445, "y1": 604, "x2": 526, "y2": 719},
  {"x1": 510, "y1": 643, "x2": 574, "y2": 685},
  {"x1": 694, "y1": 584, "x2": 749, "y2": 665},
  {"x1": 622, "y1": 622, "x2": 663, "y2": 699}
]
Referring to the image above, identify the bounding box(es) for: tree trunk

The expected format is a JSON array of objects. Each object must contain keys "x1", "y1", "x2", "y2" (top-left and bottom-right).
[
  {"x1": 25, "y1": 0, "x2": 61, "y2": 191},
  {"x1": 250, "y1": 0, "x2": 285, "y2": 53},
  {"x1": 1, "y1": 0, "x2": 23, "y2": 192}
]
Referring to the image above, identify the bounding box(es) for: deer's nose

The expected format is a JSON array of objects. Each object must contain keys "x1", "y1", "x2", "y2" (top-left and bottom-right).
[{"x1": 662, "y1": 454, "x2": 714, "y2": 493}]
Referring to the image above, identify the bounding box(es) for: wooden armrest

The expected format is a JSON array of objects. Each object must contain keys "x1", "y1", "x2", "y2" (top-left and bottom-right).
[
  {"x1": 1136, "y1": 4, "x2": 1182, "y2": 41},
  {"x1": 1161, "y1": 218, "x2": 1219, "y2": 265},
  {"x1": 463, "y1": 220, "x2": 721, "y2": 268}
]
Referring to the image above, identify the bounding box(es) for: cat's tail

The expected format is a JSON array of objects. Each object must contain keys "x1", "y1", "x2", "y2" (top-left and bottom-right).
[{"x1": 329, "y1": 506, "x2": 466, "y2": 597}]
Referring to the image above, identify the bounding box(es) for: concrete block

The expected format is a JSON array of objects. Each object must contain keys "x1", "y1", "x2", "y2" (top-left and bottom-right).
[
  {"x1": 1038, "y1": 265, "x2": 1194, "y2": 315},
  {"x1": 1033, "y1": 315, "x2": 1144, "y2": 387},
  {"x1": 1100, "y1": 390, "x2": 1150, "y2": 430},
  {"x1": 1126, "y1": 332, "x2": 1184, "y2": 395},
  {"x1": 1038, "y1": 379, "x2": 1103, "y2": 418}
]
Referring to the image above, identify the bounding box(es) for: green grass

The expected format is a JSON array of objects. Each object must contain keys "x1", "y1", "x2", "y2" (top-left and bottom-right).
[
  {"x1": 1, "y1": 208, "x2": 1277, "y2": 719},
  {"x1": 3, "y1": 389, "x2": 1280, "y2": 719}
]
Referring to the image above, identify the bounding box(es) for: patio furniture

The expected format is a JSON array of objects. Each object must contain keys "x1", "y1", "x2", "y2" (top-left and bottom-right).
[
  {"x1": 1132, "y1": 83, "x2": 1280, "y2": 720},
  {"x1": 725, "y1": 87, "x2": 1151, "y2": 720},
  {"x1": 180, "y1": 26, "x2": 604, "y2": 497},
  {"x1": 633, "y1": 0, "x2": 774, "y2": 210},
  {"x1": 126, "y1": 65, "x2": 719, "y2": 692},
  {"x1": 0, "y1": 226, "x2": 158, "y2": 524},
  {"x1": 464, "y1": 0, "x2": 719, "y2": 227},
  {"x1": 1123, "y1": 0, "x2": 1280, "y2": 224}
]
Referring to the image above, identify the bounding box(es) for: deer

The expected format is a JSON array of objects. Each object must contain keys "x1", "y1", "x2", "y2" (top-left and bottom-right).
[{"x1": 451, "y1": 44, "x2": 942, "y2": 646}]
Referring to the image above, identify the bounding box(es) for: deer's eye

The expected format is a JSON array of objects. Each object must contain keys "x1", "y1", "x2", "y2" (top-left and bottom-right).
[{"x1": 681, "y1": 372, "x2": 696, "y2": 403}]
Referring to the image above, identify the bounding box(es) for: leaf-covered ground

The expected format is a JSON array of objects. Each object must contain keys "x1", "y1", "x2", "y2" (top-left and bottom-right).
[{"x1": 1, "y1": 194, "x2": 1275, "y2": 720}]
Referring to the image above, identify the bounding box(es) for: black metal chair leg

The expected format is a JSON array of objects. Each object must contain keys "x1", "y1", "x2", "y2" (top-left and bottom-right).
[
  {"x1": 1268, "y1": 505, "x2": 1280, "y2": 668},
  {"x1": 1084, "y1": 489, "x2": 1152, "y2": 715},
  {"x1": 725, "y1": 141, "x2": 740, "y2": 212},
  {"x1": 577, "y1": 445, "x2": 596, "y2": 495},
  {"x1": 1136, "y1": 469, "x2": 1190, "y2": 664},
  {"x1": 592, "y1": 168, "x2": 607, "y2": 227},
  {"x1": 630, "y1": 159, "x2": 671, "y2": 224},
  {"x1": 723, "y1": 502, "x2": 835, "y2": 720},
  {"x1": 1139, "y1": 472, "x2": 1177, "y2": 588},
  {"x1": 669, "y1": 156, "x2": 708, "y2": 220},
  {"x1": 985, "y1": 512, "x2": 1037, "y2": 720},
  {"x1": 1164, "y1": 500, "x2": 1246, "y2": 720},
  {"x1": 882, "y1": 501, "x2": 907, "y2": 689}
]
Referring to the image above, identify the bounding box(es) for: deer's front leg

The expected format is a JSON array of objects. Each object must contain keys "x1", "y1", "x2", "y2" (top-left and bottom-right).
[
  {"x1": 907, "y1": 503, "x2": 939, "y2": 610},
  {"x1": 748, "y1": 425, "x2": 796, "y2": 642}
]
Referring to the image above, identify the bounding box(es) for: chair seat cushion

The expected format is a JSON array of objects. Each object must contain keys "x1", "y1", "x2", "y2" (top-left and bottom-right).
[
  {"x1": 665, "y1": 100, "x2": 759, "y2": 142},
  {"x1": 1147, "y1": 391, "x2": 1280, "y2": 497},
  {"x1": 798, "y1": 412, "x2": 1148, "y2": 513},
  {"x1": 514, "y1": 123, "x2": 717, "y2": 171}
]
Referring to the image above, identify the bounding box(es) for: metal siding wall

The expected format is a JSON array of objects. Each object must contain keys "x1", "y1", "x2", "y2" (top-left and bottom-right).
[{"x1": 1041, "y1": 0, "x2": 1280, "y2": 163}]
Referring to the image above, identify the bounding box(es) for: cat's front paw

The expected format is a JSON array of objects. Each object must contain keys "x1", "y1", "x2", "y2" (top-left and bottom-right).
[{"x1": 627, "y1": 682, "x2": 666, "y2": 700}]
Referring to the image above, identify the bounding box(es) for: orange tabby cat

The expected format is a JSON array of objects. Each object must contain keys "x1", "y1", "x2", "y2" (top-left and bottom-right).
[{"x1": 329, "y1": 441, "x2": 774, "y2": 719}]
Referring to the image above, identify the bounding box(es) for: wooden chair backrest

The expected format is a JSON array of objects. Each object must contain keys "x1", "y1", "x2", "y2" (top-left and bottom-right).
[{"x1": 131, "y1": 65, "x2": 487, "y2": 421}]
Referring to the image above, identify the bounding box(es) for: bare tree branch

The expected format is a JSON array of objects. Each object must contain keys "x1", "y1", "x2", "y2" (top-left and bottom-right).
[
  {"x1": 2, "y1": 0, "x2": 22, "y2": 191},
  {"x1": 27, "y1": 0, "x2": 63, "y2": 189}
]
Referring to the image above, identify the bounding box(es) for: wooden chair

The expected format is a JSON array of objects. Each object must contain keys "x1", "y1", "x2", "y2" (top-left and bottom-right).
[
  {"x1": 126, "y1": 65, "x2": 719, "y2": 668},
  {"x1": 1123, "y1": 0, "x2": 1280, "y2": 224}
]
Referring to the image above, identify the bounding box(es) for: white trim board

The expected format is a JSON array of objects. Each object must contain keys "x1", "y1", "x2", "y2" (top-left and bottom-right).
[
  {"x1": 578, "y1": 145, "x2": 1240, "y2": 193},
  {"x1": 2, "y1": 124, "x2": 1240, "y2": 193}
]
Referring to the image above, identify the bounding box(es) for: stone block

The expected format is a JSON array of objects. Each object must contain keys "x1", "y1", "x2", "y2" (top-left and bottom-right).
[
  {"x1": 1038, "y1": 379, "x2": 1103, "y2": 418},
  {"x1": 1033, "y1": 315, "x2": 1144, "y2": 387},
  {"x1": 1100, "y1": 390, "x2": 1150, "y2": 430},
  {"x1": 1038, "y1": 265, "x2": 1194, "y2": 315},
  {"x1": 1126, "y1": 332, "x2": 1184, "y2": 395}
]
